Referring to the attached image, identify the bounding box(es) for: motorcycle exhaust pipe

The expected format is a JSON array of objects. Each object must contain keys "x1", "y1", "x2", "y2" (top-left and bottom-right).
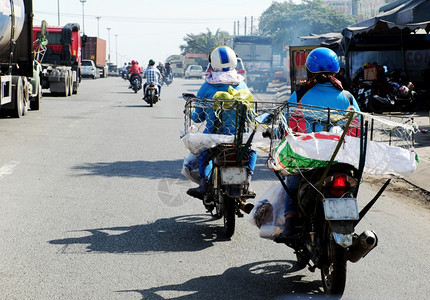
[
  {"x1": 239, "y1": 201, "x2": 254, "y2": 214},
  {"x1": 347, "y1": 230, "x2": 378, "y2": 263}
]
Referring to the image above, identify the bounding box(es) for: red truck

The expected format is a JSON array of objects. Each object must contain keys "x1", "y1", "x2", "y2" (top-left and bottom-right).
[
  {"x1": 33, "y1": 23, "x2": 82, "y2": 96},
  {"x1": 82, "y1": 37, "x2": 108, "y2": 78}
]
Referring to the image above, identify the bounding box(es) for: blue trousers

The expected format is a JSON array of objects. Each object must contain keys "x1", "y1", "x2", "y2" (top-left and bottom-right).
[{"x1": 283, "y1": 174, "x2": 301, "y2": 215}]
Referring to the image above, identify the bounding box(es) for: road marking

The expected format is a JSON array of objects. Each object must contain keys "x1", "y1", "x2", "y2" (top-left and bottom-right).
[{"x1": 0, "y1": 161, "x2": 19, "y2": 179}]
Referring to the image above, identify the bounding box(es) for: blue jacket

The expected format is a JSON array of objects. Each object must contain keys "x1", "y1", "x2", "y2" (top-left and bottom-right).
[
  {"x1": 288, "y1": 82, "x2": 361, "y2": 132},
  {"x1": 192, "y1": 81, "x2": 249, "y2": 134}
]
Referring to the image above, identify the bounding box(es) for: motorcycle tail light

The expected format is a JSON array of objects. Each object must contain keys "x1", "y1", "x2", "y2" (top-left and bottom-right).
[
  {"x1": 329, "y1": 174, "x2": 348, "y2": 197},
  {"x1": 237, "y1": 69, "x2": 245, "y2": 74}
]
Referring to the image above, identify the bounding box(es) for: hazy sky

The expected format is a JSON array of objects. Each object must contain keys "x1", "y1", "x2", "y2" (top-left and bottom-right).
[{"x1": 33, "y1": 0, "x2": 283, "y2": 66}]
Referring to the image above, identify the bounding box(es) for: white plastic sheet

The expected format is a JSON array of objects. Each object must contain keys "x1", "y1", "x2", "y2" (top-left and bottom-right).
[
  {"x1": 181, "y1": 132, "x2": 271, "y2": 154},
  {"x1": 269, "y1": 131, "x2": 418, "y2": 177}
]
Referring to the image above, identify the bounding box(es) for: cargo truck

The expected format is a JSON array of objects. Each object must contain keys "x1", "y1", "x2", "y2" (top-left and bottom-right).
[
  {"x1": 33, "y1": 22, "x2": 82, "y2": 96},
  {"x1": 0, "y1": 0, "x2": 42, "y2": 117},
  {"x1": 82, "y1": 37, "x2": 108, "y2": 78},
  {"x1": 225, "y1": 36, "x2": 273, "y2": 92}
]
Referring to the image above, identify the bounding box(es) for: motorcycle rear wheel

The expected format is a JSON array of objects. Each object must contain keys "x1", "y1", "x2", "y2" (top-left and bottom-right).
[
  {"x1": 321, "y1": 227, "x2": 347, "y2": 295},
  {"x1": 223, "y1": 197, "x2": 236, "y2": 238}
]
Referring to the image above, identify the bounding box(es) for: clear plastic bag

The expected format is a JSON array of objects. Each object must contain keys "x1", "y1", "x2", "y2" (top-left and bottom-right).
[
  {"x1": 181, "y1": 153, "x2": 200, "y2": 184},
  {"x1": 248, "y1": 183, "x2": 287, "y2": 240}
]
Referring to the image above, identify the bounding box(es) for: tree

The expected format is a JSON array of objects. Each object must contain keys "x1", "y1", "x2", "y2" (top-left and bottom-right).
[
  {"x1": 180, "y1": 28, "x2": 230, "y2": 54},
  {"x1": 258, "y1": 0, "x2": 356, "y2": 52}
]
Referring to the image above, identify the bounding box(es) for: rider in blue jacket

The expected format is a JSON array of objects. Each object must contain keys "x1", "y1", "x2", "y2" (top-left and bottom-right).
[
  {"x1": 277, "y1": 47, "x2": 361, "y2": 238},
  {"x1": 187, "y1": 46, "x2": 257, "y2": 203}
]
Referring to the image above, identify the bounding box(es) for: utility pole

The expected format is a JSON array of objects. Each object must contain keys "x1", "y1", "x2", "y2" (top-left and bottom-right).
[
  {"x1": 251, "y1": 16, "x2": 254, "y2": 35},
  {"x1": 107, "y1": 27, "x2": 111, "y2": 64},
  {"x1": 57, "y1": 0, "x2": 60, "y2": 25},
  {"x1": 115, "y1": 34, "x2": 118, "y2": 66},
  {"x1": 237, "y1": 20, "x2": 240, "y2": 35},
  {"x1": 79, "y1": 0, "x2": 86, "y2": 33},
  {"x1": 234, "y1": 21, "x2": 236, "y2": 35},
  {"x1": 245, "y1": 17, "x2": 247, "y2": 35},
  {"x1": 96, "y1": 16, "x2": 101, "y2": 38}
]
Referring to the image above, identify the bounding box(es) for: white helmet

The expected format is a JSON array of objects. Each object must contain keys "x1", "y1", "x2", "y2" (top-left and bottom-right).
[{"x1": 210, "y1": 46, "x2": 237, "y2": 72}]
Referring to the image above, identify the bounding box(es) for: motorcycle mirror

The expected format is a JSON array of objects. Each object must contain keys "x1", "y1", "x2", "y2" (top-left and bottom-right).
[
  {"x1": 182, "y1": 93, "x2": 196, "y2": 100},
  {"x1": 255, "y1": 112, "x2": 273, "y2": 124}
]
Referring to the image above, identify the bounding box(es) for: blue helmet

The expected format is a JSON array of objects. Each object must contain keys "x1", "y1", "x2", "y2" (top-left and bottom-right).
[{"x1": 306, "y1": 47, "x2": 340, "y2": 73}]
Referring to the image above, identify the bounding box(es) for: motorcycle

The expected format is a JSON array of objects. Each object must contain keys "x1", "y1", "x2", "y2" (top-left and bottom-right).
[
  {"x1": 121, "y1": 70, "x2": 129, "y2": 81},
  {"x1": 129, "y1": 73, "x2": 142, "y2": 93},
  {"x1": 182, "y1": 93, "x2": 257, "y2": 238},
  {"x1": 371, "y1": 69, "x2": 418, "y2": 112},
  {"x1": 352, "y1": 68, "x2": 418, "y2": 113},
  {"x1": 164, "y1": 73, "x2": 173, "y2": 86},
  {"x1": 143, "y1": 82, "x2": 160, "y2": 107},
  {"x1": 254, "y1": 102, "x2": 406, "y2": 296},
  {"x1": 159, "y1": 74, "x2": 165, "y2": 86}
]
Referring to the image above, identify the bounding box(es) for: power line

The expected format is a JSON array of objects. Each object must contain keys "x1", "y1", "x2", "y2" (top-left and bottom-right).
[{"x1": 34, "y1": 10, "x2": 235, "y2": 24}]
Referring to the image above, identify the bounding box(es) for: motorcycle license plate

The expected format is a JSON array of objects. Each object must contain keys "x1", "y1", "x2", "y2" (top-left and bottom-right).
[
  {"x1": 323, "y1": 198, "x2": 359, "y2": 220},
  {"x1": 220, "y1": 167, "x2": 247, "y2": 185}
]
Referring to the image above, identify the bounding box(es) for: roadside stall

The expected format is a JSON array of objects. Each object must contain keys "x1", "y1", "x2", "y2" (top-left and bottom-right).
[{"x1": 340, "y1": 0, "x2": 430, "y2": 109}]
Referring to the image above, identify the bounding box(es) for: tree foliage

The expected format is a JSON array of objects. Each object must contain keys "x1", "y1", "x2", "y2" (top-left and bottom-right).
[
  {"x1": 180, "y1": 28, "x2": 230, "y2": 55},
  {"x1": 258, "y1": 0, "x2": 356, "y2": 52}
]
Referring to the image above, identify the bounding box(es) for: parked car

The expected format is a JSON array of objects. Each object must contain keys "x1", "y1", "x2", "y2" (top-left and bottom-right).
[
  {"x1": 205, "y1": 57, "x2": 247, "y2": 82},
  {"x1": 184, "y1": 65, "x2": 203, "y2": 79},
  {"x1": 81, "y1": 60, "x2": 98, "y2": 79}
]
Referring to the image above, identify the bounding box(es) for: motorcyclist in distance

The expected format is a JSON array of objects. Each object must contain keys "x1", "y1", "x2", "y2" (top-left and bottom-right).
[
  {"x1": 276, "y1": 47, "x2": 361, "y2": 239},
  {"x1": 128, "y1": 60, "x2": 142, "y2": 88},
  {"x1": 157, "y1": 62, "x2": 166, "y2": 73},
  {"x1": 165, "y1": 62, "x2": 173, "y2": 80},
  {"x1": 143, "y1": 59, "x2": 162, "y2": 99}
]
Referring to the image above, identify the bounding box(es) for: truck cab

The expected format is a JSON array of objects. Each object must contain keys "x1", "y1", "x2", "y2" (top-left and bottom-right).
[{"x1": 33, "y1": 23, "x2": 82, "y2": 96}]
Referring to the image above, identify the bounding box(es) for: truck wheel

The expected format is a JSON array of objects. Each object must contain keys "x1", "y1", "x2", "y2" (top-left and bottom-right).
[
  {"x1": 11, "y1": 76, "x2": 24, "y2": 118},
  {"x1": 68, "y1": 71, "x2": 73, "y2": 96},
  {"x1": 62, "y1": 73, "x2": 70, "y2": 97},
  {"x1": 73, "y1": 78, "x2": 79, "y2": 94},
  {"x1": 30, "y1": 83, "x2": 41, "y2": 111},
  {"x1": 22, "y1": 77, "x2": 29, "y2": 115}
]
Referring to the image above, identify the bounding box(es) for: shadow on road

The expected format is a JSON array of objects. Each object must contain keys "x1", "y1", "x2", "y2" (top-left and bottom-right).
[
  {"x1": 117, "y1": 260, "x2": 324, "y2": 299},
  {"x1": 72, "y1": 159, "x2": 184, "y2": 179},
  {"x1": 49, "y1": 214, "x2": 229, "y2": 254},
  {"x1": 71, "y1": 157, "x2": 274, "y2": 181}
]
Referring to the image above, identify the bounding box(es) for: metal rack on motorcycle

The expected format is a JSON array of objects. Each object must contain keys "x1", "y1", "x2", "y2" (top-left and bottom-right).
[
  {"x1": 265, "y1": 102, "x2": 418, "y2": 179},
  {"x1": 181, "y1": 93, "x2": 281, "y2": 156}
]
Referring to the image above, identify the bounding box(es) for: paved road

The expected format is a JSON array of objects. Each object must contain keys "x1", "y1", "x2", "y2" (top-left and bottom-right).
[{"x1": 0, "y1": 77, "x2": 429, "y2": 299}]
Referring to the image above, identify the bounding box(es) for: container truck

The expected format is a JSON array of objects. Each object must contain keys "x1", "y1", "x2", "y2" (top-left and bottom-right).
[
  {"x1": 0, "y1": 0, "x2": 42, "y2": 117},
  {"x1": 225, "y1": 36, "x2": 273, "y2": 92},
  {"x1": 82, "y1": 37, "x2": 108, "y2": 78},
  {"x1": 33, "y1": 22, "x2": 82, "y2": 96}
]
